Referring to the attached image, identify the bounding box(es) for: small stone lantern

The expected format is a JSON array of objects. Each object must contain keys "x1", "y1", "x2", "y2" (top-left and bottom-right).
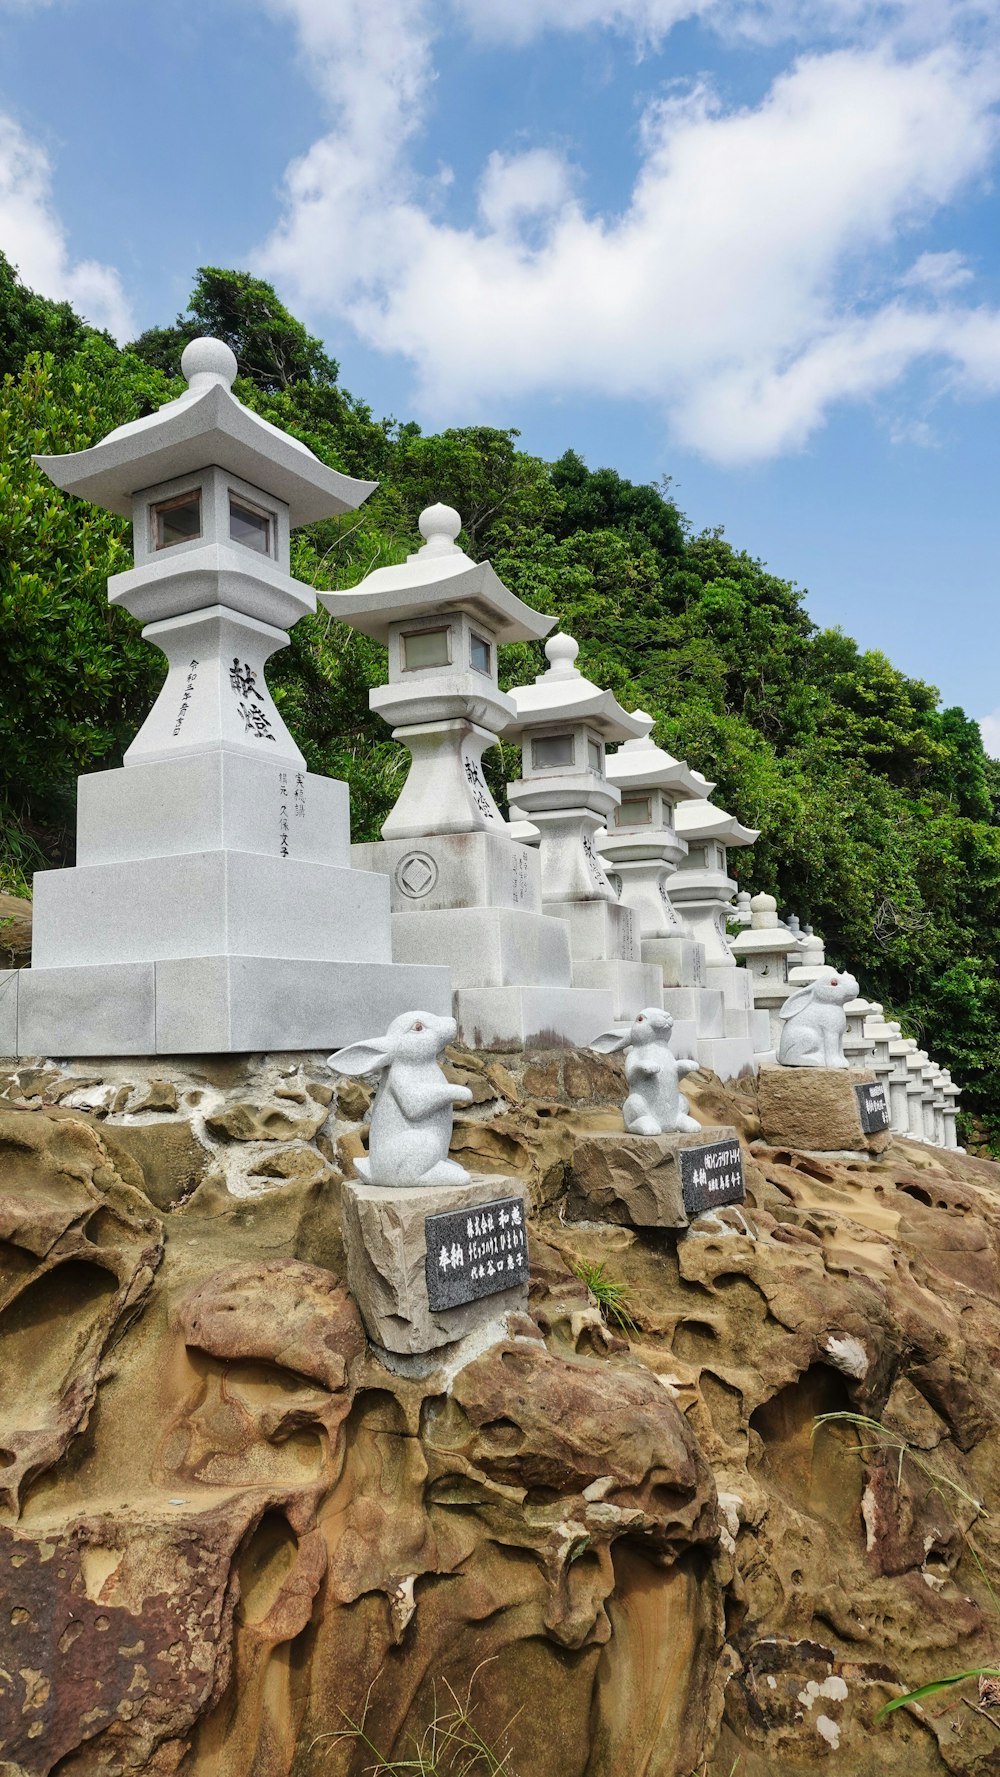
[
  {"x1": 930, "y1": 1070, "x2": 948, "y2": 1147},
  {"x1": 729, "y1": 893, "x2": 801, "y2": 1051},
  {"x1": 904, "y1": 1046, "x2": 930, "y2": 1141},
  {"x1": 506, "y1": 635, "x2": 649, "y2": 904},
  {"x1": 842, "y1": 994, "x2": 877, "y2": 1070},
  {"x1": 731, "y1": 890, "x2": 753, "y2": 928},
  {"x1": 505, "y1": 637, "x2": 663, "y2": 1017},
  {"x1": 667, "y1": 799, "x2": 760, "y2": 977},
  {"x1": 864, "y1": 1003, "x2": 901, "y2": 1108},
  {"x1": 941, "y1": 1073, "x2": 961, "y2": 1149},
  {"x1": 599, "y1": 713, "x2": 707, "y2": 938}
]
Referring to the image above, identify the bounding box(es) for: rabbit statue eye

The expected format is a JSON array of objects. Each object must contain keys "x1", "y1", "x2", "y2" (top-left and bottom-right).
[
  {"x1": 413, "y1": 1021, "x2": 424, "y2": 1031},
  {"x1": 637, "y1": 1014, "x2": 645, "y2": 1021},
  {"x1": 830, "y1": 977, "x2": 838, "y2": 986}
]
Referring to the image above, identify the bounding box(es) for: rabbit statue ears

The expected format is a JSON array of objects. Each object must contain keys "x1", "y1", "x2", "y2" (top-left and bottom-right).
[
  {"x1": 328, "y1": 1037, "x2": 393, "y2": 1078},
  {"x1": 590, "y1": 1008, "x2": 675, "y2": 1053},
  {"x1": 778, "y1": 983, "x2": 820, "y2": 1022}
]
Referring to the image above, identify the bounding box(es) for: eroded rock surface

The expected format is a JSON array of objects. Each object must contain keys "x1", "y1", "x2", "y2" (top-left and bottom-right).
[{"x1": 1, "y1": 1052, "x2": 999, "y2": 1775}]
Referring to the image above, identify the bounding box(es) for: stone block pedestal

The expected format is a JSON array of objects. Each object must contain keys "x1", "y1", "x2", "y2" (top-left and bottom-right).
[
  {"x1": 757, "y1": 1067, "x2": 891, "y2": 1155},
  {"x1": 10, "y1": 758, "x2": 453, "y2": 1057},
  {"x1": 352, "y1": 831, "x2": 617, "y2": 1047},
  {"x1": 565, "y1": 1125, "x2": 744, "y2": 1228},
  {"x1": 341, "y1": 1173, "x2": 529, "y2": 1355}
]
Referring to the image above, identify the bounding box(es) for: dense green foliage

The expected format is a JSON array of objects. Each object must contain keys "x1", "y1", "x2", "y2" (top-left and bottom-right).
[{"x1": 3, "y1": 262, "x2": 1000, "y2": 1136}]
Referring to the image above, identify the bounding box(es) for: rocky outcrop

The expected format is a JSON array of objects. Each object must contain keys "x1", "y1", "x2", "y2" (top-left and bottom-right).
[{"x1": 1, "y1": 1051, "x2": 1000, "y2": 1774}]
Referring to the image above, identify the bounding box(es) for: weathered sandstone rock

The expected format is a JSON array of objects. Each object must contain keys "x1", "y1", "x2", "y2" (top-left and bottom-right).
[{"x1": 0, "y1": 1051, "x2": 999, "y2": 1777}]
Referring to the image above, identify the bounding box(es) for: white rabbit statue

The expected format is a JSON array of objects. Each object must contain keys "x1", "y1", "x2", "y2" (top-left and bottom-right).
[
  {"x1": 777, "y1": 971, "x2": 860, "y2": 1068},
  {"x1": 329, "y1": 1010, "x2": 473, "y2": 1187},
  {"x1": 591, "y1": 1008, "x2": 701, "y2": 1135}
]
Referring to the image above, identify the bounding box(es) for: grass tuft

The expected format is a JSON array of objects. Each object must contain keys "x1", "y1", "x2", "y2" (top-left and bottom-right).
[{"x1": 572, "y1": 1258, "x2": 638, "y2": 1334}]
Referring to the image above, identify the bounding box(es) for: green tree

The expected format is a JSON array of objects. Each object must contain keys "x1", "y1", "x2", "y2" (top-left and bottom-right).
[
  {"x1": 130, "y1": 266, "x2": 339, "y2": 391},
  {"x1": 0, "y1": 251, "x2": 97, "y2": 379}
]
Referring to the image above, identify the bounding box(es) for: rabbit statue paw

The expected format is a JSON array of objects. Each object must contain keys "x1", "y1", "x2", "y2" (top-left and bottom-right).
[
  {"x1": 591, "y1": 1007, "x2": 701, "y2": 1135},
  {"x1": 329, "y1": 1011, "x2": 473, "y2": 1188},
  {"x1": 777, "y1": 971, "x2": 860, "y2": 1069}
]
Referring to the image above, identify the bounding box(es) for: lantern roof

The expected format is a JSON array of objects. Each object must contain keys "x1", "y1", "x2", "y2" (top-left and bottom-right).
[
  {"x1": 506, "y1": 634, "x2": 649, "y2": 742},
  {"x1": 605, "y1": 712, "x2": 711, "y2": 800},
  {"x1": 34, "y1": 337, "x2": 375, "y2": 526},
  {"x1": 320, "y1": 503, "x2": 554, "y2": 645},
  {"x1": 674, "y1": 797, "x2": 759, "y2": 849}
]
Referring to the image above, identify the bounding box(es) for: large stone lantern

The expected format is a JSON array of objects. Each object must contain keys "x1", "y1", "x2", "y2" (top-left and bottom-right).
[
  {"x1": 0, "y1": 339, "x2": 451, "y2": 1055},
  {"x1": 505, "y1": 637, "x2": 662, "y2": 1020},
  {"x1": 332, "y1": 512, "x2": 617, "y2": 1049}
]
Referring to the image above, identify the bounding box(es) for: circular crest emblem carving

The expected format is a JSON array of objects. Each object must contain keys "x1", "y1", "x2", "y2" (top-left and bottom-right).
[{"x1": 395, "y1": 851, "x2": 439, "y2": 899}]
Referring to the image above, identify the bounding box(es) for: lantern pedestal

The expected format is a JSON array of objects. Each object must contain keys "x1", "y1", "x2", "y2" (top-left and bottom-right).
[
  {"x1": 15, "y1": 750, "x2": 451, "y2": 1056},
  {"x1": 352, "y1": 827, "x2": 615, "y2": 1048}
]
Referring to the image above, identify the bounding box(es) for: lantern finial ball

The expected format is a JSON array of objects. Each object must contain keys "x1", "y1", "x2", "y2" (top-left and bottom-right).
[
  {"x1": 181, "y1": 336, "x2": 238, "y2": 391},
  {"x1": 418, "y1": 503, "x2": 463, "y2": 553},
  {"x1": 544, "y1": 632, "x2": 580, "y2": 678}
]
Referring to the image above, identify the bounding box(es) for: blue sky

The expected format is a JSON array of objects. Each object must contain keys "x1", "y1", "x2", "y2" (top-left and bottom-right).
[{"x1": 2, "y1": 0, "x2": 1000, "y2": 740}]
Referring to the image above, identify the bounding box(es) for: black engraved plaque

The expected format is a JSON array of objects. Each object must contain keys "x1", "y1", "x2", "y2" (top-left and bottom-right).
[
  {"x1": 854, "y1": 1081, "x2": 891, "y2": 1134},
  {"x1": 679, "y1": 1139, "x2": 745, "y2": 1216},
  {"x1": 425, "y1": 1195, "x2": 529, "y2": 1312}
]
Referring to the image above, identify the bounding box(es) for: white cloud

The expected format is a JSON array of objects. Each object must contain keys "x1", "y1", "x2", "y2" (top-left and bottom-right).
[
  {"x1": 254, "y1": 0, "x2": 1000, "y2": 463},
  {"x1": 0, "y1": 114, "x2": 132, "y2": 338},
  {"x1": 979, "y1": 709, "x2": 1000, "y2": 757},
  {"x1": 479, "y1": 149, "x2": 577, "y2": 234},
  {"x1": 899, "y1": 248, "x2": 974, "y2": 292}
]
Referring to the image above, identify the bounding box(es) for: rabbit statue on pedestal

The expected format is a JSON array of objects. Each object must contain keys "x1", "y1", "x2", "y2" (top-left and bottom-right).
[
  {"x1": 591, "y1": 1007, "x2": 701, "y2": 1135},
  {"x1": 777, "y1": 971, "x2": 860, "y2": 1068},
  {"x1": 329, "y1": 1010, "x2": 473, "y2": 1187}
]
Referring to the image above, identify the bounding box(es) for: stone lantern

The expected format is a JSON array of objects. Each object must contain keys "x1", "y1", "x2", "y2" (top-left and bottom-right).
[
  {"x1": 921, "y1": 1056, "x2": 940, "y2": 1144},
  {"x1": 886, "y1": 1031, "x2": 913, "y2": 1134},
  {"x1": 731, "y1": 891, "x2": 753, "y2": 928},
  {"x1": 786, "y1": 929, "x2": 832, "y2": 984},
  {"x1": 324, "y1": 503, "x2": 553, "y2": 841},
  {"x1": 668, "y1": 800, "x2": 759, "y2": 976},
  {"x1": 0, "y1": 338, "x2": 451, "y2": 1055},
  {"x1": 864, "y1": 1003, "x2": 901, "y2": 1109},
  {"x1": 334, "y1": 515, "x2": 617, "y2": 1049},
  {"x1": 599, "y1": 713, "x2": 706, "y2": 955},
  {"x1": 505, "y1": 637, "x2": 663, "y2": 1020},
  {"x1": 666, "y1": 797, "x2": 769, "y2": 1060},
  {"x1": 904, "y1": 1046, "x2": 930, "y2": 1141},
  {"x1": 598, "y1": 715, "x2": 731, "y2": 1060},
  {"x1": 941, "y1": 1073, "x2": 961, "y2": 1149},
  {"x1": 930, "y1": 1070, "x2": 948, "y2": 1147},
  {"x1": 729, "y1": 893, "x2": 801, "y2": 1052},
  {"x1": 842, "y1": 994, "x2": 877, "y2": 1071}
]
